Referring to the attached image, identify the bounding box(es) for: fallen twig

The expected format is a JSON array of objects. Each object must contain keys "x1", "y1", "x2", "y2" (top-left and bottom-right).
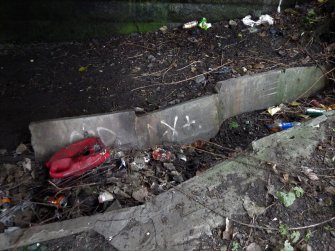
[{"x1": 131, "y1": 62, "x2": 231, "y2": 92}]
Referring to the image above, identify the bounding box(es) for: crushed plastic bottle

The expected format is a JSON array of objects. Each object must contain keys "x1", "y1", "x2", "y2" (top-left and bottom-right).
[
  {"x1": 198, "y1": 18, "x2": 212, "y2": 30},
  {"x1": 267, "y1": 121, "x2": 301, "y2": 132}
]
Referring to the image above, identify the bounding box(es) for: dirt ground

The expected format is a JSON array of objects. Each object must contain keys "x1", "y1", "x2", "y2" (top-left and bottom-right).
[{"x1": 1, "y1": 1, "x2": 335, "y2": 251}]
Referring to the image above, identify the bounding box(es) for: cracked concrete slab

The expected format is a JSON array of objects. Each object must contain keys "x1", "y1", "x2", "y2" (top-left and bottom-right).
[
  {"x1": 2, "y1": 113, "x2": 332, "y2": 251},
  {"x1": 30, "y1": 66, "x2": 327, "y2": 161}
]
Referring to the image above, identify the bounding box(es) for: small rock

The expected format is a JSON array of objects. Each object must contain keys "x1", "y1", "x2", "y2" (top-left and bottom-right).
[
  {"x1": 246, "y1": 243, "x2": 262, "y2": 251},
  {"x1": 159, "y1": 26, "x2": 168, "y2": 33},
  {"x1": 163, "y1": 163, "x2": 176, "y2": 171},
  {"x1": 253, "y1": 63, "x2": 265, "y2": 69},
  {"x1": 105, "y1": 199, "x2": 122, "y2": 212},
  {"x1": 113, "y1": 187, "x2": 131, "y2": 199},
  {"x1": 277, "y1": 50, "x2": 286, "y2": 57},
  {"x1": 187, "y1": 37, "x2": 198, "y2": 43},
  {"x1": 194, "y1": 75, "x2": 206, "y2": 85},
  {"x1": 22, "y1": 158, "x2": 32, "y2": 172},
  {"x1": 248, "y1": 27, "x2": 258, "y2": 33},
  {"x1": 229, "y1": 20, "x2": 238, "y2": 26},
  {"x1": 147, "y1": 55, "x2": 156, "y2": 62},
  {"x1": 134, "y1": 107, "x2": 145, "y2": 113},
  {"x1": 0, "y1": 149, "x2": 7, "y2": 155},
  {"x1": 16, "y1": 143, "x2": 28, "y2": 154},
  {"x1": 132, "y1": 187, "x2": 149, "y2": 202},
  {"x1": 173, "y1": 175, "x2": 184, "y2": 183}
]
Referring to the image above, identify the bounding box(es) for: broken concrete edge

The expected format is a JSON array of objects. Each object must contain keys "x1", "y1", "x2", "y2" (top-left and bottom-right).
[
  {"x1": 2, "y1": 113, "x2": 333, "y2": 251},
  {"x1": 29, "y1": 65, "x2": 328, "y2": 161}
]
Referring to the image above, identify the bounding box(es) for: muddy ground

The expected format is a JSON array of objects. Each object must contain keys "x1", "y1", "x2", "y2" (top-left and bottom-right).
[{"x1": 1, "y1": 1, "x2": 335, "y2": 251}]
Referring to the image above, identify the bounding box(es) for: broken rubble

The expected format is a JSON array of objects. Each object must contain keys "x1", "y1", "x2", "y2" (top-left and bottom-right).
[{"x1": 0, "y1": 112, "x2": 333, "y2": 250}]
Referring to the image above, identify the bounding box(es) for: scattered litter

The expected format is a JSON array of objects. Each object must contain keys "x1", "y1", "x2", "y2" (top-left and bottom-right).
[
  {"x1": 183, "y1": 21, "x2": 198, "y2": 29},
  {"x1": 152, "y1": 148, "x2": 175, "y2": 162},
  {"x1": 22, "y1": 158, "x2": 32, "y2": 172},
  {"x1": 198, "y1": 18, "x2": 212, "y2": 30},
  {"x1": 242, "y1": 66, "x2": 248, "y2": 72},
  {"x1": 98, "y1": 191, "x2": 114, "y2": 203},
  {"x1": 16, "y1": 143, "x2": 28, "y2": 155},
  {"x1": 267, "y1": 121, "x2": 301, "y2": 132},
  {"x1": 46, "y1": 137, "x2": 110, "y2": 179},
  {"x1": 46, "y1": 194, "x2": 67, "y2": 209},
  {"x1": 30, "y1": 59, "x2": 34, "y2": 63},
  {"x1": 134, "y1": 107, "x2": 145, "y2": 113},
  {"x1": 305, "y1": 107, "x2": 326, "y2": 117},
  {"x1": 0, "y1": 191, "x2": 11, "y2": 210},
  {"x1": 267, "y1": 106, "x2": 281, "y2": 116},
  {"x1": 242, "y1": 15, "x2": 274, "y2": 27},
  {"x1": 178, "y1": 154, "x2": 187, "y2": 162}
]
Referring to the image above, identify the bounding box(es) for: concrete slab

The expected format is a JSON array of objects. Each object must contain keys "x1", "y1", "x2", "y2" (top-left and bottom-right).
[
  {"x1": 29, "y1": 111, "x2": 138, "y2": 160},
  {"x1": 30, "y1": 66, "x2": 327, "y2": 161},
  {"x1": 135, "y1": 95, "x2": 220, "y2": 148},
  {"x1": 3, "y1": 113, "x2": 332, "y2": 251},
  {"x1": 215, "y1": 66, "x2": 327, "y2": 121}
]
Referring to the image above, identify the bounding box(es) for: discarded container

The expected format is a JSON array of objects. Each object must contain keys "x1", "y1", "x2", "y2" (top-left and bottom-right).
[
  {"x1": 46, "y1": 194, "x2": 67, "y2": 209},
  {"x1": 305, "y1": 108, "x2": 326, "y2": 117},
  {"x1": 198, "y1": 18, "x2": 212, "y2": 30},
  {"x1": 183, "y1": 21, "x2": 198, "y2": 29},
  {"x1": 267, "y1": 121, "x2": 301, "y2": 132},
  {"x1": 0, "y1": 191, "x2": 11, "y2": 210},
  {"x1": 98, "y1": 191, "x2": 114, "y2": 203},
  {"x1": 152, "y1": 148, "x2": 175, "y2": 162},
  {"x1": 46, "y1": 137, "x2": 110, "y2": 179},
  {"x1": 242, "y1": 15, "x2": 274, "y2": 27}
]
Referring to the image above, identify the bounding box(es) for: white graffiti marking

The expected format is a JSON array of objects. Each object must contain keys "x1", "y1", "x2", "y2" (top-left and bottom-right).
[
  {"x1": 182, "y1": 115, "x2": 196, "y2": 128},
  {"x1": 161, "y1": 116, "x2": 178, "y2": 139}
]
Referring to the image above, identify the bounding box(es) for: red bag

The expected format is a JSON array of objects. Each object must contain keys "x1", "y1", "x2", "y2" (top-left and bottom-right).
[{"x1": 46, "y1": 137, "x2": 110, "y2": 179}]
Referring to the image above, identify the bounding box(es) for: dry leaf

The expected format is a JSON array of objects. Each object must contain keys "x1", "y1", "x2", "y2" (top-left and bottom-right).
[
  {"x1": 301, "y1": 166, "x2": 319, "y2": 181},
  {"x1": 325, "y1": 186, "x2": 335, "y2": 195},
  {"x1": 283, "y1": 173, "x2": 289, "y2": 182},
  {"x1": 289, "y1": 101, "x2": 301, "y2": 107}
]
